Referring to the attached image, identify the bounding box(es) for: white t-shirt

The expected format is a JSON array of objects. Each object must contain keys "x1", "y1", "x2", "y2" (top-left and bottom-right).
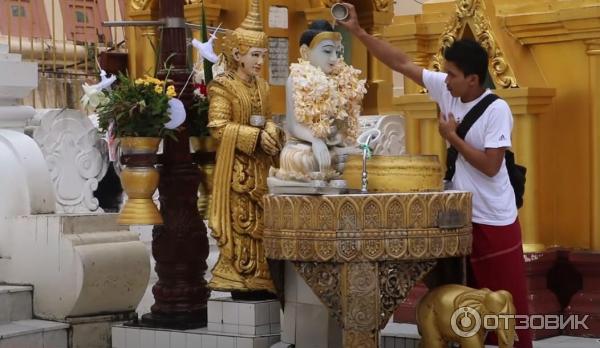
[{"x1": 422, "y1": 69, "x2": 517, "y2": 226}]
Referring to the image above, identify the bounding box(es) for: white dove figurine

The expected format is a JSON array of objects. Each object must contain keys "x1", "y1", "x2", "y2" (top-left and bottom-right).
[{"x1": 191, "y1": 24, "x2": 221, "y2": 63}]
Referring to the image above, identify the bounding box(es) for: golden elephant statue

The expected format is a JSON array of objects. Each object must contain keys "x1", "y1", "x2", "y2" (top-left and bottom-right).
[{"x1": 416, "y1": 284, "x2": 517, "y2": 348}]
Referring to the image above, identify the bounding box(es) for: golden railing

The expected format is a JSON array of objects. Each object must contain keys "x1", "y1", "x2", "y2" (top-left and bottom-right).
[{"x1": 1, "y1": 0, "x2": 126, "y2": 109}]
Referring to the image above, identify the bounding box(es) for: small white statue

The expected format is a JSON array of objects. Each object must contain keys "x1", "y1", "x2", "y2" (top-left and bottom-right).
[{"x1": 268, "y1": 20, "x2": 366, "y2": 193}]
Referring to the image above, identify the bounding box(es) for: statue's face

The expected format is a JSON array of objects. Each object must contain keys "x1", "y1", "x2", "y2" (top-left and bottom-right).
[
  {"x1": 234, "y1": 47, "x2": 267, "y2": 78},
  {"x1": 307, "y1": 39, "x2": 342, "y2": 74}
]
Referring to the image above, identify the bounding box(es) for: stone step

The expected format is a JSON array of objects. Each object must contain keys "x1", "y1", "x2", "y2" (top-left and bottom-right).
[
  {"x1": 0, "y1": 285, "x2": 33, "y2": 323},
  {"x1": 0, "y1": 319, "x2": 69, "y2": 347},
  {"x1": 112, "y1": 325, "x2": 279, "y2": 348}
]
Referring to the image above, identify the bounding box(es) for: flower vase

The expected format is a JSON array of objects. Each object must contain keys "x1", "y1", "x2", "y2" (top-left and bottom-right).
[
  {"x1": 190, "y1": 136, "x2": 217, "y2": 219},
  {"x1": 117, "y1": 137, "x2": 163, "y2": 225}
]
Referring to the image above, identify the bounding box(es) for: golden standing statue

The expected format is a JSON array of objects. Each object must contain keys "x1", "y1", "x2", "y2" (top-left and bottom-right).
[{"x1": 207, "y1": 0, "x2": 282, "y2": 297}]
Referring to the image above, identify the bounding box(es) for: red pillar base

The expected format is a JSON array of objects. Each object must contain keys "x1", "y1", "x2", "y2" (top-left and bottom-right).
[
  {"x1": 564, "y1": 250, "x2": 600, "y2": 337},
  {"x1": 393, "y1": 282, "x2": 428, "y2": 324},
  {"x1": 524, "y1": 250, "x2": 562, "y2": 340}
]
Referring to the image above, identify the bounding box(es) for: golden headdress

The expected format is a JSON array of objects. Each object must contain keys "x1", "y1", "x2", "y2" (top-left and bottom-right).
[{"x1": 220, "y1": 0, "x2": 267, "y2": 70}]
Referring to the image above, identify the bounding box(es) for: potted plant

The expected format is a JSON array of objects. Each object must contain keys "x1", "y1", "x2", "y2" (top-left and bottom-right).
[{"x1": 83, "y1": 71, "x2": 185, "y2": 225}]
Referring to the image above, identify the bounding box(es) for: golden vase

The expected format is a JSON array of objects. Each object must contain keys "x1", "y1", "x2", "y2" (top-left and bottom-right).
[
  {"x1": 117, "y1": 137, "x2": 163, "y2": 225},
  {"x1": 190, "y1": 136, "x2": 217, "y2": 219}
]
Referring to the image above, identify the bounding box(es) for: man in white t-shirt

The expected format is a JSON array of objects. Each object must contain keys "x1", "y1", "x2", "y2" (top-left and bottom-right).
[{"x1": 337, "y1": 4, "x2": 532, "y2": 348}]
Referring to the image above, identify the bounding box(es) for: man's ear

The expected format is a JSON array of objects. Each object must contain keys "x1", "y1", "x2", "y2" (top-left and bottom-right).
[
  {"x1": 467, "y1": 73, "x2": 479, "y2": 86},
  {"x1": 299, "y1": 44, "x2": 309, "y2": 60}
]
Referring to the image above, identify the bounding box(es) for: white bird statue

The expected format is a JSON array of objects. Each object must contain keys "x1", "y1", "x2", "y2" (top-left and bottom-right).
[{"x1": 191, "y1": 23, "x2": 221, "y2": 64}]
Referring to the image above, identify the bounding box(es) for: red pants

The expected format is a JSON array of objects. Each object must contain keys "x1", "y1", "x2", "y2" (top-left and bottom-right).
[{"x1": 469, "y1": 219, "x2": 533, "y2": 348}]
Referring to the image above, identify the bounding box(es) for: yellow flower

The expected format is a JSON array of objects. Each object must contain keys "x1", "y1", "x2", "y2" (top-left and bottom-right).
[
  {"x1": 135, "y1": 78, "x2": 144, "y2": 85},
  {"x1": 154, "y1": 85, "x2": 164, "y2": 94},
  {"x1": 144, "y1": 75, "x2": 162, "y2": 85},
  {"x1": 166, "y1": 85, "x2": 176, "y2": 98}
]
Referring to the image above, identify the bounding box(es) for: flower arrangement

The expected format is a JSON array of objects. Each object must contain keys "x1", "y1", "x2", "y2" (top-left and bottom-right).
[
  {"x1": 91, "y1": 74, "x2": 182, "y2": 139},
  {"x1": 290, "y1": 58, "x2": 367, "y2": 144}
]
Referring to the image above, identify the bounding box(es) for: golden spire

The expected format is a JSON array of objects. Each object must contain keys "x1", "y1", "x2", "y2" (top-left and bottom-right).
[{"x1": 239, "y1": 0, "x2": 263, "y2": 32}]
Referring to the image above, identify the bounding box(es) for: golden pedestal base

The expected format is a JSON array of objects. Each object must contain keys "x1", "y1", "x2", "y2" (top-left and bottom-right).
[
  {"x1": 117, "y1": 198, "x2": 163, "y2": 225},
  {"x1": 264, "y1": 192, "x2": 473, "y2": 348},
  {"x1": 117, "y1": 137, "x2": 163, "y2": 225}
]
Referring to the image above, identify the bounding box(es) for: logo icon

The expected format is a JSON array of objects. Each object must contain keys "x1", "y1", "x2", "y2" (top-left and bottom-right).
[{"x1": 451, "y1": 307, "x2": 482, "y2": 337}]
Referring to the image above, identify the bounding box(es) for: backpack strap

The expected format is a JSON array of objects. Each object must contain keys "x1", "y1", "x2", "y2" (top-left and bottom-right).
[{"x1": 444, "y1": 93, "x2": 500, "y2": 181}]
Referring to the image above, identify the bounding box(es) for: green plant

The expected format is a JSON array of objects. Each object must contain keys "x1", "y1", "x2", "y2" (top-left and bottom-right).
[{"x1": 96, "y1": 73, "x2": 178, "y2": 139}]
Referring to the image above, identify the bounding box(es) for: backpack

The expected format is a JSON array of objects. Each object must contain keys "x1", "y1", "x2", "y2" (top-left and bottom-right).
[{"x1": 444, "y1": 94, "x2": 526, "y2": 209}]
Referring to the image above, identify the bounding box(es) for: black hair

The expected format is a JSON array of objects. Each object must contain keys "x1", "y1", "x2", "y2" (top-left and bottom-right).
[
  {"x1": 299, "y1": 20, "x2": 335, "y2": 47},
  {"x1": 443, "y1": 39, "x2": 488, "y2": 86}
]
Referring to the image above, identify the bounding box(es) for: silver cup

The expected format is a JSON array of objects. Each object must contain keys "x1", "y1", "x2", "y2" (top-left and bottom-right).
[
  {"x1": 331, "y1": 3, "x2": 349, "y2": 21},
  {"x1": 249, "y1": 115, "x2": 266, "y2": 128}
]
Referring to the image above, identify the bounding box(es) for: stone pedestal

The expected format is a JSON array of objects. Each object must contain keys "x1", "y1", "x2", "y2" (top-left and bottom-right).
[
  {"x1": 0, "y1": 214, "x2": 150, "y2": 320},
  {"x1": 564, "y1": 250, "x2": 600, "y2": 337},
  {"x1": 524, "y1": 250, "x2": 562, "y2": 340}
]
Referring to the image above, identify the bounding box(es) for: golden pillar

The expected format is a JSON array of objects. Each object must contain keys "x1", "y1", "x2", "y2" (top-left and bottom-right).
[
  {"x1": 383, "y1": 13, "x2": 446, "y2": 156},
  {"x1": 497, "y1": 88, "x2": 554, "y2": 252},
  {"x1": 587, "y1": 39, "x2": 600, "y2": 250},
  {"x1": 363, "y1": 9, "x2": 395, "y2": 115}
]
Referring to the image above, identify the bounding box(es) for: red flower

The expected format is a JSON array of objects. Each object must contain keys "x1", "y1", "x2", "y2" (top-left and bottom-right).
[{"x1": 193, "y1": 82, "x2": 207, "y2": 97}]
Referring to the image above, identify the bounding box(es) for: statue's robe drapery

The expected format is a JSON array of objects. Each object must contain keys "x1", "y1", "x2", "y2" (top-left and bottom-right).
[{"x1": 207, "y1": 72, "x2": 276, "y2": 292}]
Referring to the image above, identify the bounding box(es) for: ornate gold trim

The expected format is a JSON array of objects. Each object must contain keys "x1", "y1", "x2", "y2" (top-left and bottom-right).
[
  {"x1": 293, "y1": 260, "x2": 436, "y2": 347},
  {"x1": 263, "y1": 192, "x2": 473, "y2": 262},
  {"x1": 429, "y1": 0, "x2": 518, "y2": 88}
]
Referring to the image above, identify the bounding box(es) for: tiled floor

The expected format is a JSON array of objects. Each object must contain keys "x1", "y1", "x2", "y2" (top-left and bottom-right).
[{"x1": 380, "y1": 323, "x2": 600, "y2": 348}]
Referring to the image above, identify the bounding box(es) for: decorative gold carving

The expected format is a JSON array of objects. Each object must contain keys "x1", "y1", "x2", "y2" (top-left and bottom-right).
[
  {"x1": 291, "y1": 260, "x2": 436, "y2": 348},
  {"x1": 373, "y1": 0, "x2": 391, "y2": 12},
  {"x1": 379, "y1": 260, "x2": 436, "y2": 328},
  {"x1": 347, "y1": 263, "x2": 378, "y2": 330},
  {"x1": 294, "y1": 262, "x2": 343, "y2": 324},
  {"x1": 386, "y1": 199, "x2": 405, "y2": 228},
  {"x1": 429, "y1": 0, "x2": 518, "y2": 88},
  {"x1": 263, "y1": 192, "x2": 473, "y2": 262},
  {"x1": 131, "y1": 0, "x2": 154, "y2": 11},
  {"x1": 408, "y1": 196, "x2": 426, "y2": 228}
]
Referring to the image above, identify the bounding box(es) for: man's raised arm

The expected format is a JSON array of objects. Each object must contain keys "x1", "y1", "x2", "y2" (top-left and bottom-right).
[{"x1": 335, "y1": 3, "x2": 424, "y2": 87}]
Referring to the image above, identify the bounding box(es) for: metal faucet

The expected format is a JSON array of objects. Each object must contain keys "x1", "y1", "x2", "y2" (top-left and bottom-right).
[{"x1": 361, "y1": 139, "x2": 371, "y2": 193}]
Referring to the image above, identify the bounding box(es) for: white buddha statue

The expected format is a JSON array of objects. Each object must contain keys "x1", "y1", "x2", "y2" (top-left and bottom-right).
[{"x1": 268, "y1": 20, "x2": 366, "y2": 193}]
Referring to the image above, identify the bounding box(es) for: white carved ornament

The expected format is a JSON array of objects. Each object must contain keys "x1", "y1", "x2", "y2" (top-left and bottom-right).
[{"x1": 33, "y1": 109, "x2": 108, "y2": 213}]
